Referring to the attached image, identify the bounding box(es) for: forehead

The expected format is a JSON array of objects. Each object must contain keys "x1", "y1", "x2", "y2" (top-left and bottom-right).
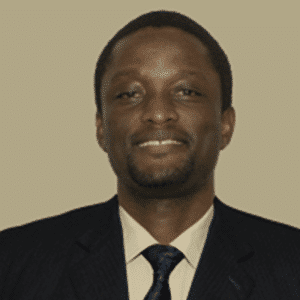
[{"x1": 109, "y1": 26, "x2": 213, "y2": 69}]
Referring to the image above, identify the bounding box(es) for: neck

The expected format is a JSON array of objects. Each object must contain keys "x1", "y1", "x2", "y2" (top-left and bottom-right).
[{"x1": 117, "y1": 180, "x2": 215, "y2": 245}]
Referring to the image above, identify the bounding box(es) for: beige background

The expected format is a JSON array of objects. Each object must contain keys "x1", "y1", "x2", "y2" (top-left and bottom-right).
[{"x1": 1, "y1": 0, "x2": 299, "y2": 231}]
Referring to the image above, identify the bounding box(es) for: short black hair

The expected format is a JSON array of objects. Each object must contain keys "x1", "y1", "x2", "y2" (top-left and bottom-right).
[{"x1": 94, "y1": 10, "x2": 232, "y2": 115}]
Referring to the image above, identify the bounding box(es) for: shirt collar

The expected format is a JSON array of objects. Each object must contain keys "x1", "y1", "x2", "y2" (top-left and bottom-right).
[
  {"x1": 119, "y1": 203, "x2": 214, "y2": 269},
  {"x1": 170, "y1": 204, "x2": 214, "y2": 268}
]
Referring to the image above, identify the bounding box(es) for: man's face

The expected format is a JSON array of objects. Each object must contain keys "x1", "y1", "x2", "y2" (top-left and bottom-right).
[{"x1": 96, "y1": 27, "x2": 234, "y2": 197}]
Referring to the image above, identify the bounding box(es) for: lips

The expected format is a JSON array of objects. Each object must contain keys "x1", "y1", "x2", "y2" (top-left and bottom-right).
[
  {"x1": 139, "y1": 139, "x2": 182, "y2": 147},
  {"x1": 132, "y1": 130, "x2": 189, "y2": 147}
]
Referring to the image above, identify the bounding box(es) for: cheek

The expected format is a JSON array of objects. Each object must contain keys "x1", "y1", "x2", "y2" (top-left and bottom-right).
[
  {"x1": 183, "y1": 109, "x2": 221, "y2": 152},
  {"x1": 201, "y1": 128, "x2": 221, "y2": 155},
  {"x1": 105, "y1": 112, "x2": 139, "y2": 153}
]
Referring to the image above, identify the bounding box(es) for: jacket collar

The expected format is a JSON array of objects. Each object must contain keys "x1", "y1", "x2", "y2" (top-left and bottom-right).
[
  {"x1": 68, "y1": 195, "x2": 128, "y2": 300},
  {"x1": 68, "y1": 195, "x2": 255, "y2": 300},
  {"x1": 187, "y1": 197, "x2": 255, "y2": 299}
]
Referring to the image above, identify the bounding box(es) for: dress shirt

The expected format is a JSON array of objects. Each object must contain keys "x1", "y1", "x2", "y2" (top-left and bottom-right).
[{"x1": 119, "y1": 203, "x2": 214, "y2": 300}]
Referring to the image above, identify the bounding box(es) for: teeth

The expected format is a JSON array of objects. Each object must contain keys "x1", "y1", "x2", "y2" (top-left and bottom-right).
[{"x1": 139, "y1": 140, "x2": 182, "y2": 147}]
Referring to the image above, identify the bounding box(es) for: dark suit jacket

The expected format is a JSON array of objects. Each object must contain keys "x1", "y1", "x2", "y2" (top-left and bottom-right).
[{"x1": 0, "y1": 195, "x2": 299, "y2": 299}]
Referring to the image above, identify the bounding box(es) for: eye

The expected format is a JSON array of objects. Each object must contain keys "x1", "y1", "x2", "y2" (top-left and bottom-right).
[
  {"x1": 177, "y1": 89, "x2": 202, "y2": 97},
  {"x1": 116, "y1": 91, "x2": 138, "y2": 99},
  {"x1": 116, "y1": 91, "x2": 143, "y2": 102}
]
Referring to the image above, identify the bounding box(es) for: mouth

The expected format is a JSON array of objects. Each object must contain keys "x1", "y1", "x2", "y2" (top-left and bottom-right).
[
  {"x1": 131, "y1": 130, "x2": 189, "y2": 157},
  {"x1": 134, "y1": 138, "x2": 187, "y2": 157},
  {"x1": 138, "y1": 139, "x2": 183, "y2": 147},
  {"x1": 132, "y1": 130, "x2": 189, "y2": 148}
]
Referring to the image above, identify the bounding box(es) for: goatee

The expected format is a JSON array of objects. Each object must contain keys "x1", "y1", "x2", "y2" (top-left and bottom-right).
[{"x1": 127, "y1": 151, "x2": 196, "y2": 189}]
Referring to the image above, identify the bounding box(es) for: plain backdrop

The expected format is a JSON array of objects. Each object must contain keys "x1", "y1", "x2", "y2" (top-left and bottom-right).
[{"x1": 1, "y1": 0, "x2": 299, "y2": 231}]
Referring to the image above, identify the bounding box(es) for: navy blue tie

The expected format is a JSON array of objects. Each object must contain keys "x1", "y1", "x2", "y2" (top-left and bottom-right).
[{"x1": 142, "y1": 245, "x2": 184, "y2": 300}]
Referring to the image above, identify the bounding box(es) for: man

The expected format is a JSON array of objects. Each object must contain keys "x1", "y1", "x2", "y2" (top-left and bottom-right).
[{"x1": 0, "y1": 10, "x2": 299, "y2": 300}]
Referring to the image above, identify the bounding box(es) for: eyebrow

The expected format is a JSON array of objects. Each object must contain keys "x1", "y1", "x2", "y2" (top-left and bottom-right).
[
  {"x1": 110, "y1": 69, "x2": 206, "y2": 84},
  {"x1": 111, "y1": 70, "x2": 137, "y2": 84}
]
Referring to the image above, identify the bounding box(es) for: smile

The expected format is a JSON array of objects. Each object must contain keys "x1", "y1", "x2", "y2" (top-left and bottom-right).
[{"x1": 139, "y1": 140, "x2": 183, "y2": 147}]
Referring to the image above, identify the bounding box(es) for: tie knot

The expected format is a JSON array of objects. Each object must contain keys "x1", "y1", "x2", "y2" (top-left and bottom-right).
[{"x1": 142, "y1": 245, "x2": 184, "y2": 279}]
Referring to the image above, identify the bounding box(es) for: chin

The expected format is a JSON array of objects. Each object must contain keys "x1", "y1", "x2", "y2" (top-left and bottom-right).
[
  {"x1": 127, "y1": 156, "x2": 195, "y2": 192},
  {"x1": 131, "y1": 170, "x2": 190, "y2": 189}
]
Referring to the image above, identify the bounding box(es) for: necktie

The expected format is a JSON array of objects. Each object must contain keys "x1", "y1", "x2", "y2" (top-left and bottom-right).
[{"x1": 142, "y1": 244, "x2": 184, "y2": 300}]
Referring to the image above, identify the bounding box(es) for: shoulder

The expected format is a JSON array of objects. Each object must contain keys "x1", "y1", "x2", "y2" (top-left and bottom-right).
[
  {"x1": 0, "y1": 196, "x2": 117, "y2": 255},
  {"x1": 0, "y1": 196, "x2": 118, "y2": 294},
  {"x1": 216, "y1": 198, "x2": 300, "y2": 255}
]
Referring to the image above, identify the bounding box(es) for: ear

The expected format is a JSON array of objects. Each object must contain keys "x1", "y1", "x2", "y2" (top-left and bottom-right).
[
  {"x1": 96, "y1": 112, "x2": 107, "y2": 153},
  {"x1": 220, "y1": 107, "x2": 235, "y2": 151}
]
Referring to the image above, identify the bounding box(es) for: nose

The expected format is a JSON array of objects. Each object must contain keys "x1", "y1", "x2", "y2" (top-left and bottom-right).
[{"x1": 141, "y1": 93, "x2": 178, "y2": 125}]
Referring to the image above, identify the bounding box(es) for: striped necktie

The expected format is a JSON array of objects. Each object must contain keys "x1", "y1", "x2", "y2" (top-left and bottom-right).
[{"x1": 142, "y1": 244, "x2": 184, "y2": 300}]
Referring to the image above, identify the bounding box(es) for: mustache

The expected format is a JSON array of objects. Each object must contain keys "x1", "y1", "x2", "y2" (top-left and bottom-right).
[{"x1": 131, "y1": 129, "x2": 192, "y2": 146}]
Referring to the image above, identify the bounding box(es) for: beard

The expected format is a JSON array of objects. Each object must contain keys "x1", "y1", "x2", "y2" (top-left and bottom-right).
[
  {"x1": 126, "y1": 150, "x2": 196, "y2": 189},
  {"x1": 108, "y1": 133, "x2": 220, "y2": 199}
]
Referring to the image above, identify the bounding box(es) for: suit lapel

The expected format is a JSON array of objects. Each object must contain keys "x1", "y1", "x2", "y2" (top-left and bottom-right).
[
  {"x1": 68, "y1": 195, "x2": 129, "y2": 300},
  {"x1": 187, "y1": 197, "x2": 255, "y2": 300},
  {"x1": 57, "y1": 195, "x2": 256, "y2": 300}
]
